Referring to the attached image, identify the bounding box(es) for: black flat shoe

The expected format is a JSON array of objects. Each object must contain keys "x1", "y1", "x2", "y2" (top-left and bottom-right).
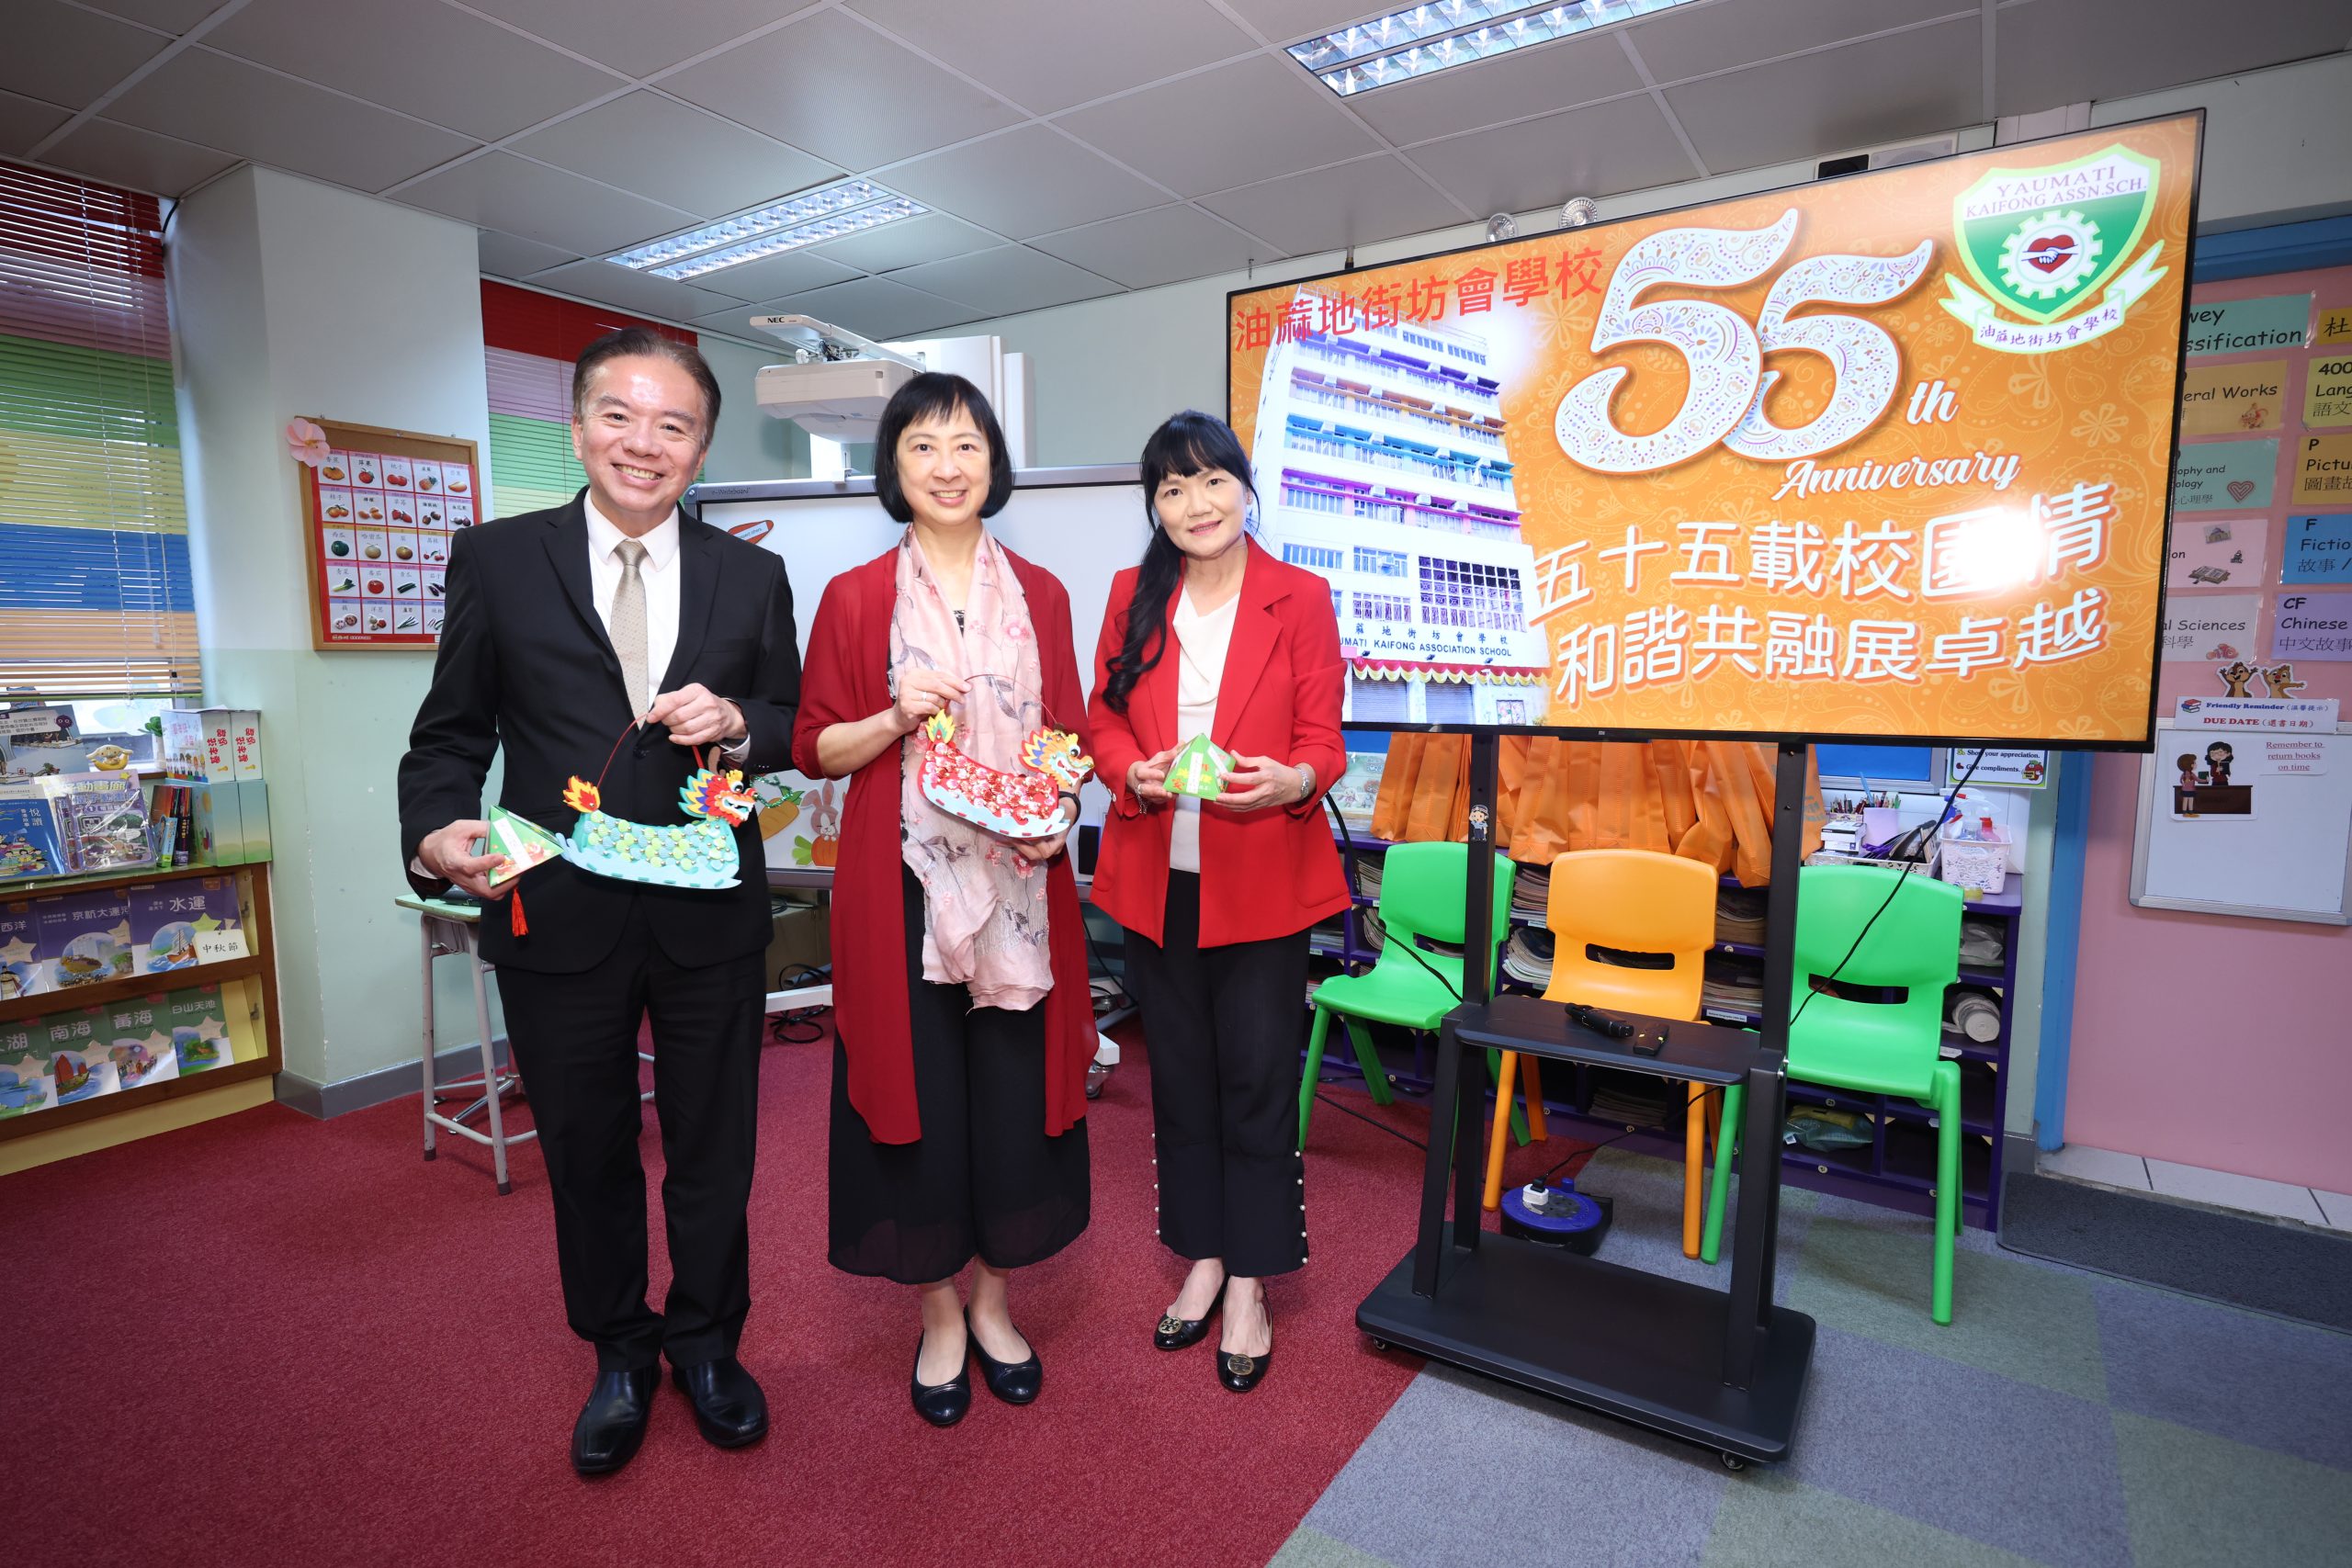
[
  {"x1": 571, "y1": 1366, "x2": 657, "y2": 1476},
  {"x1": 967, "y1": 1309, "x2": 1042, "y2": 1405},
  {"x1": 910, "y1": 1329, "x2": 972, "y2": 1427},
  {"x1": 1217, "y1": 1346, "x2": 1272, "y2": 1394},
  {"x1": 1155, "y1": 1280, "x2": 1226, "y2": 1351},
  {"x1": 670, "y1": 1356, "x2": 768, "y2": 1449}
]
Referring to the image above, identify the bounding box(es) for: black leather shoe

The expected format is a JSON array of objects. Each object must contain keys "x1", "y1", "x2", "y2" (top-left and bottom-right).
[
  {"x1": 1155, "y1": 1280, "x2": 1226, "y2": 1351},
  {"x1": 1217, "y1": 1346, "x2": 1272, "y2": 1393},
  {"x1": 967, "y1": 1310, "x2": 1042, "y2": 1405},
  {"x1": 571, "y1": 1366, "x2": 657, "y2": 1476},
  {"x1": 910, "y1": 1329, "x2": 972, "y2": 1427},
  {"x1": 670, "y1": 1357, "x2": 768, "y2": 1449}
]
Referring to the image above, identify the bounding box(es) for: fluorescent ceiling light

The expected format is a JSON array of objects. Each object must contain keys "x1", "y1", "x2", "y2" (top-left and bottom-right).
[
  {"x1": 606, "y1": 180, "x2": 927, "y2": 278},
  {"x1": 1294, "y1": 0, "x2": 1701, "y2": 96}
]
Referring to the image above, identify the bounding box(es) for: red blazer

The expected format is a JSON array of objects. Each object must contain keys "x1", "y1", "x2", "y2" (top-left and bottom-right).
[
  {"x1": 1088, "y1": 542, "x2": 1351, "y2": 948},
  {"x1": 790, "y1": 544, "x2": 1095, "y2": 1146}
]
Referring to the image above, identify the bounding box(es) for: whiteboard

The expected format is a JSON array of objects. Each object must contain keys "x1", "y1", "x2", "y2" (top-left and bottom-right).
[
  {"x1": 686, "y1": 466, "x2": 1147, "y2": 852},
  {"x1": 2131, "y1": 721, "x2": 2352, "y2": 924}
]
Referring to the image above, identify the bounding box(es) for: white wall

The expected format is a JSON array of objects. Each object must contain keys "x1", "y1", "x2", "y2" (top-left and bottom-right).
[{"x1": 698, "y1": 332, "x2": 810, "y2": 485}]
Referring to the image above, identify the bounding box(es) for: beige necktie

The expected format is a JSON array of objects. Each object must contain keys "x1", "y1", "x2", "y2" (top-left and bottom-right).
[{"x1": 611, "y1": 538, "x2": 650, "y2": 717}]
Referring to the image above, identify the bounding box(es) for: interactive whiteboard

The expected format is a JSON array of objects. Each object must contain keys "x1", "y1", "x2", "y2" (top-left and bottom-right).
[{"x1": 2131, "y1": 720, "x2": 2352, "y2": 924}]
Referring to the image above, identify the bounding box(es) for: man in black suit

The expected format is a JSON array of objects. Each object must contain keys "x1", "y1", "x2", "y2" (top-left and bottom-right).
[{"x1": 400, "y1": 329, "x2": 797, "y2": 1476}]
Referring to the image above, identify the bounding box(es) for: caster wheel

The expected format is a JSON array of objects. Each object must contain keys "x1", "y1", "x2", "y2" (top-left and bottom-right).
[
  {"x1": 1720, "y1": 1451, "x2": 1747, "y2": 1472},
  {"x1": 1368, "y1": 1337, "x2": 1391, "y2": 1352}
]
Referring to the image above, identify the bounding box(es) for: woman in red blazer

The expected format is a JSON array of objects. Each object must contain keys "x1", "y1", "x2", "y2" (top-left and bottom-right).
[
  {"x1": 791, "y1": 374, "x2": 1094, "y2": 1429},
  {"x1": 1089, "y1": 411, "x2": 1349, "y2": 1393}
]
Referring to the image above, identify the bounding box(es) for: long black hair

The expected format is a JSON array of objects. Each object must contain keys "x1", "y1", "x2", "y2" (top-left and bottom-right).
[{"x1": 1102, "y1": 411, "x2": 1257, "y2": 715}]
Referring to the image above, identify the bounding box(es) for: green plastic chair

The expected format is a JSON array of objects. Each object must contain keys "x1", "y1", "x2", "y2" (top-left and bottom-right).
[
  {"x1": 1700, "y1": 864, "x2": 1965, "y2": 1324},
  {"x1": 1300, "y1": 841, "x2": 1520, "y2": 1147}
]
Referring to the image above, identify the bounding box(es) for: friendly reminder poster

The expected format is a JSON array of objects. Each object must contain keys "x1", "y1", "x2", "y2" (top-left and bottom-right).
[{"x1": 1228, "y1": 115, "x2": 2199, "y2": 747}]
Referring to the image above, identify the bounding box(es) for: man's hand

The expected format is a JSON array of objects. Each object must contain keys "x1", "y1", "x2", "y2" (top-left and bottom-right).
[
  {"x1": 418, "y1": 818, "x2": 512, "y2": 900},
  {"x1": 1216, "y1": 755, "x2": 1305, "y2": 813},
  {"x1": 646, "y1": 682, "x2": 746, "y2": 748},
  {"x1": 1127, "y1": 746, "x2": 1178, "y2": 807}
]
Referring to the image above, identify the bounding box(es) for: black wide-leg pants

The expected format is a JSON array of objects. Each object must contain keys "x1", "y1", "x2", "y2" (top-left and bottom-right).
[
  {"x1": 495, "y1": 897, "x2": 765, "y2": 1374},
  {"x1": 1124, "y1": 871, "x2": 1309, "y2": 1278}
]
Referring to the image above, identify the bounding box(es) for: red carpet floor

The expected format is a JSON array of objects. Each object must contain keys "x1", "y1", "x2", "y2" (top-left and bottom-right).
[{"x1": 6, "y1": 1021, "x2": 1590, "y2": 1568}]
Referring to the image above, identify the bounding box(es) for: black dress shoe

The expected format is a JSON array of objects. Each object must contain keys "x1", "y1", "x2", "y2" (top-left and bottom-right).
[
  {"x1": 571, "y1": 1366, "x2": 657, "y2": 1477},
  {"x1": 910, "y1": 1329, "x2": 972, "y2": 1427},
  {"x1": 1154, "y1": 1280, "x2": 1226, "y2": 1351},
  {"x1": 1217, "y1": 1347, "x2": 1272, "y2": 1393},
  {"x1": 967, "y1": 1310, "x2": 1042, "y2": 1405},
  {"x1": 671, "y1": 1357, "x2": 768, "y2": 1449}
]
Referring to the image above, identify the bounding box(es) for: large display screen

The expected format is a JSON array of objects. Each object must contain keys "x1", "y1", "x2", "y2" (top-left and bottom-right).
[{"x1": 1227, "y1": 114, "x2": 2200, "y2": 748}]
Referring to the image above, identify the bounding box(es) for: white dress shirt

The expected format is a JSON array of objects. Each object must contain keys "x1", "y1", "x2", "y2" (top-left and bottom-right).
[
  {"x1": 1169, "y1": 585, "x2": 1240, "y2": 874},
  {"x1": 584, "y1": 493, "x2": 681, "y2": 689}
]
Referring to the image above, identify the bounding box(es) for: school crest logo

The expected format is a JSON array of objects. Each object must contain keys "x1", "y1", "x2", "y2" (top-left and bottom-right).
[{"x1": 1943, "y1": 143, "x2": 2168, "y2": 354}]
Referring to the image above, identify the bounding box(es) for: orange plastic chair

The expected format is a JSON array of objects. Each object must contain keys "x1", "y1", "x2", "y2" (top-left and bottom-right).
[{"x1": 1483, "y1": 849, "x2": 1720, "y2": 1258}]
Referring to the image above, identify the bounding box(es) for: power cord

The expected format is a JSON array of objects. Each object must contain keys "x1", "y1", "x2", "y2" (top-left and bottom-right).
[{"x1": 766, "y1": 962, "x2": 830, "y2": 1044}]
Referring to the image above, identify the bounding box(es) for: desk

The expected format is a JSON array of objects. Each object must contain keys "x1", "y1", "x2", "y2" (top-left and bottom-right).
[{"x1": 1356, "y1": 991, "x2": 1815, "y2": 1466}]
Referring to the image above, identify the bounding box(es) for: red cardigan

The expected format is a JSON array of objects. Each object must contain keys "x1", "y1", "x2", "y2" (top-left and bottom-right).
[
  {"x1": 790, "y1": 545, "x2": 1096, "y2": 1146},
  {"x1": 1087, "y1": 542, "x2": 1351, "y2": 948}
]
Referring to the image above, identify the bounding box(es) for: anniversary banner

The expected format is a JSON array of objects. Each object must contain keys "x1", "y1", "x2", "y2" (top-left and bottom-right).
[{"x1": 1227, "y1": 113, "x2": 2201, "y2": 748}]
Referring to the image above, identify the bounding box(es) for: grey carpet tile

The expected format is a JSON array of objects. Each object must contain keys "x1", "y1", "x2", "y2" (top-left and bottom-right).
[
  {"x1": 2110, "y1": 1411, "x2": 2352, "y2": 1568},
  {"x1": 2091, "y1": 1280, "x2": 2352, "y2": 1472}
]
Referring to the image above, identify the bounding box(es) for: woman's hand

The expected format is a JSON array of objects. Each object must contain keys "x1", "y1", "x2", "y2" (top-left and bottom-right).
[
  {"x1": 1127, "y1": 746, "x2": 1177, "y2": 807},
  {"x1": 1216, "y1": 755, "x2": 1305, "y2": 813},
  {"x1": 893, "y1": 668, "x2": 969, "y2": 734},
  {"x1": 1011, "y1": 797, "x2": 1080, "y2": 863}
]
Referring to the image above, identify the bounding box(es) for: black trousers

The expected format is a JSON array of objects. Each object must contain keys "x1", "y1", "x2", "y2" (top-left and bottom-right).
[
  {"x1": 495, "y1": 897, "x2": 765, "y2": 1373},
  {"x1": 1124, "y1": 872, "x2": 1309, "y2": 1278},
  {"x1": 828, "y1": 869, "x2": 1091, "y2": 1285}
]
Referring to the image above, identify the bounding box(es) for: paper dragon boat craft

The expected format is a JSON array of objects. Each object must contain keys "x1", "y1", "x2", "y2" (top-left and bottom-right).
[
  {"x1": 917, "y1": 713, "x2": 1091, "y2": 840},
  {"x1": 483, "y1": 764, "x2": 757, "y2": 894}
]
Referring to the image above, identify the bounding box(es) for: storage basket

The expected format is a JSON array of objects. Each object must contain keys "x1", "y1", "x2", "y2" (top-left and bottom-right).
[{"x1": 1937, "y1": 828, "x2": 2007, "y2": 893}]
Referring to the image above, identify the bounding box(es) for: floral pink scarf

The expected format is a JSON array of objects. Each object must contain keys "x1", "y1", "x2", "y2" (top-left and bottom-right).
[{"x1": 891, "y1": 529, "x2": 1055, "y2": 1011}]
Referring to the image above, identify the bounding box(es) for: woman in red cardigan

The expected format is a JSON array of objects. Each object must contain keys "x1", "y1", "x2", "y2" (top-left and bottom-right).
[
  {"x1": 791, "y1": 373, "x2": 1094, "y2": 1429},
  {"x1": 1088, "y1": 411, "x2": 1349, "y2": 1393}
]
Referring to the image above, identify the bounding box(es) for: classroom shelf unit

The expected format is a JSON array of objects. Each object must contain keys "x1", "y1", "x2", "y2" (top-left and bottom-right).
[
  {"x1": 1310, "y1": 832, "x2": 2019, "y2": 1229},
  {"x1": 0, "y1": 860, "x2": 282, "y2": 1176}
]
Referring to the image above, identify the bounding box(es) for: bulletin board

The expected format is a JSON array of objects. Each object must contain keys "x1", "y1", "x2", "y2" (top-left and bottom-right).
[
  {"x1": 2131, "y1": 718, "x2": 2352, "y2": 923},
  {"x1": 296, "y1": 418, "x2": 482, "y2": 651},
  {"x1": 1227, "y1": 114, "x2": 2202, "y2": 748}
]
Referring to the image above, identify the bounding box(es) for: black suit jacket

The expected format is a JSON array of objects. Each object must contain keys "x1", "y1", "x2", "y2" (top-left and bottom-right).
[{"x1": 398, "y1": 492, "x2": 799, "y2": 974}]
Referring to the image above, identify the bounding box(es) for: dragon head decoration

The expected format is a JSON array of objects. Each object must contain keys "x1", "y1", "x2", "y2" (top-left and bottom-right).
[
  {"x1": 680, "y1": 767, "x2": 757, "y2": 825},
  {"x1": 1018, "y1": 728, "x2": 1092, "y2": 790}
]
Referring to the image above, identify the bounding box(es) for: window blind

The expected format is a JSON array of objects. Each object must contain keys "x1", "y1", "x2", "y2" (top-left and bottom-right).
[
  {"x1": 481, "y1": 281, "x2": 696, "y2": 522},
  {"x1": 0, "y1": 161, "x2": 198, "y2": 699}
]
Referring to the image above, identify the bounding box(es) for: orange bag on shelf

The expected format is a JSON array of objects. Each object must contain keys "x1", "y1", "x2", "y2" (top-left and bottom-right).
[
  {"x1": 1404, "y1": 734, "x2": 1469, "y2": 841},
  {"x1": 1650, "y1": 739, "x2": 1699, "y2": 845},
  {"x1": 1370, "y1": 734, "x2": 1421, "y2": 841},
  {"x1": 1510, "y1": 737, "x2": 1568, "y2": 863},
  {"x1": 1495, "y1": 735, "x2": 1532, "y2": 852}
]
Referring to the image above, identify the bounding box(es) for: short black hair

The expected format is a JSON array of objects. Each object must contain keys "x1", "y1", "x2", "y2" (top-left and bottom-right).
[
  {"x1": 571, "y1": 328, "x2": 721, "y2": 446},
  {"x1": 872, "y1": 371, "x2": 1014, "y2": 524}
]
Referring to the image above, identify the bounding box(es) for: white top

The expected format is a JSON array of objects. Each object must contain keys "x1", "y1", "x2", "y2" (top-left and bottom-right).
[
  {"x1": 1169, "y1": 584, "x2": 1240, "y2": 874},
  {"x1": 584, "y1": 493, "x2": 681, "y2": 693}
]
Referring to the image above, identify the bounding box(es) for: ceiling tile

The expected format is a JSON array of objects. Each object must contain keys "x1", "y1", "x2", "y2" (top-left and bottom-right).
[
  {"x1": 1407, "y1": 94, "x2": 1702, "y2": 217},
  {"x1": 1, "y1": 2, "x2": 171, "y2": 110},
  {"x1": 885, "y1": 126, "x2": 1168, "y2": 239},
  {"x1": 477, "y1": 228, "x2": 577, "y2": 279},
  {"x1": 681, "y1": 247, "x2": 860, "y2": 305},
  {"x1": 396, "y1": 152, "x2": 701, "y2": 255},
  {"x1": 509, "y1": 92, "x2": 840, "y2": 221},
  {"x1": 1345, "y1": 34, "x2": 1646, "y2": 145},
  {"x1": 1199, "y1": 153, "x2": 1464, "y2": 256},
  {"x1": 888, "y1": 245, "x2": 1123, "y2": 317},
  {"x1": 203, "y1": 0, "x2": 622, "y2": 142},
  {"x1": 464, "y1": 0, "x2": 813, "y2": 77},
  {"x1": 1629, "y1": 0, "x2": 1972, "y2": 84},
  {"x1": 524, "y1": 259, "x2": 741, "y2": 324},
  {"x1": 688, "y1": 299, "x2": 772, "y2": 335},
  {"x1": 75, "y1": 0, "x2": 219, "y2": 31},
  {"x1": 848, "y1": 0, "x2": 1252, "y2": 115},
  {"x1": 1056, "y1": 54, "x2": 1378, "y2": 199},
  {"x1": 42, "y1": 118, "x2": 238, "y2": 197},
  {"x1": 1219, "y1": 1, "x2": 1395, "y2": 44},
  {"x1": 759, "y1": 274, "x2": 976, "y2": 340},
  {"x1": 804, "y1": 210, "x2": 1001, "y2": 272},
  {"x1": 107, "y1": 48, "x2": 478, "y2": 192},
  {"x1": 662, "y1": 10, "x2": 1019, "y2": 172},
  {"x1": 0, "y1": 89, "x2": 72, "y2": 156},
  {"x1": 1663, "y1": 17, "x2": 1985, "y2": 171},
  {"x1": 1995, "y1": 0, "x2": 2352, "y2": 118},
  {"x1": 1031, "y1": 203, "x2": 1272, "y2": 290}
]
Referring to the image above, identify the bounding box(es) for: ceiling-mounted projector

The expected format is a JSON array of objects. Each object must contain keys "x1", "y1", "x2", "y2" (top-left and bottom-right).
[{"x1": 750, "y1": 313, "x2": 922, "y2": 442}]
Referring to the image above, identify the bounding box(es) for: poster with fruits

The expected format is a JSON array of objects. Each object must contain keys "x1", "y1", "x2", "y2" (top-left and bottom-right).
[{"x1": 300, "y1": 418, "x2": 481, "y2": 650}]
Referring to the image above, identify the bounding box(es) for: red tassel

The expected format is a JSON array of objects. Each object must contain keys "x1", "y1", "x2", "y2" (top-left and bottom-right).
[{"x1": 510, "y1": 887, "x2": 528, "y2": 938}]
